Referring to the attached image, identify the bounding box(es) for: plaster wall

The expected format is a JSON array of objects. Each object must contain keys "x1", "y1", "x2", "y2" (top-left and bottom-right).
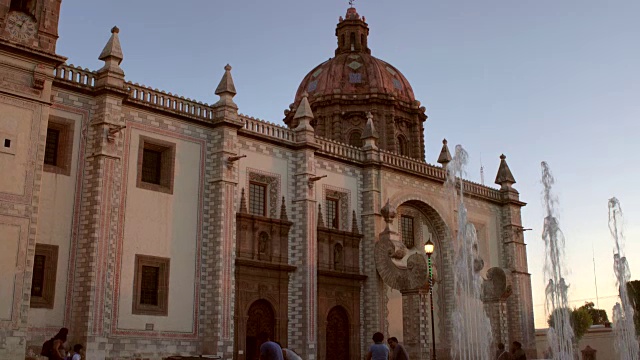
[
  {"x1": 0, "y1": 223, "x2": 23, "y2": 320},
  {"x1": 117, "y1": 127, "x2": 201, "y2": 332},
  {"x1": 0, "y1": 101, "x2": 32, "y2": 194},
  {"x1": 29, "y1": 107, "x2": 84, "y2": 327}
]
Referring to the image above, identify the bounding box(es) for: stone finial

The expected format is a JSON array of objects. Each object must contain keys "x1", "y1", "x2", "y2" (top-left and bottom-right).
[
  {"x1": 361, "y1": 112, "x2": 379, "y2": 139},
  {"x1": 380, "y1": 199, "x2": 396, "y2": 225},
  {"x1": 317, "y1": 204, "x2": 325, "y2": 227},
  {"x1": 293, "y1": 93, "x2": 315, "y2": 142},
  {"x1": 494, "y1": 154, "x2": 516, "y2": 190},
  {"x1": 294, "y1": 92, "x2": 314, "y2": 121},
  {"x1": 351, "y1": 210, "x2": 359, "y2": 234},
  {"x1": 361, "y1": 111, "x2": 379, "y2": 150},
  {"x1": 98, "y1": 25, "x2": 124, "y2": 73},
  {"x1": 214, "y1": 64, "x2": 237, "y2": 107},
  {"x1": 437, "y1": 138, "x2": 452, "y2": 167},
  {"x1": 239, "y1": 188, "x2": 248, "y2": 214},
  {"x1": 280, "y1": 196, "x2": 288, "y2": 221}
]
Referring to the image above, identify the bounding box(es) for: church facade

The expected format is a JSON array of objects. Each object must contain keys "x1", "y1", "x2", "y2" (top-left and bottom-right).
[{"x1": 0, "y1": 1, "x2": 537, "y2": 359}]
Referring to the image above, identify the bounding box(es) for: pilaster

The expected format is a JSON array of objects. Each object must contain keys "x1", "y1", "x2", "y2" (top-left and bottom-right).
[
  {"x1": 400, "y1": 288, "x2": 431, "y2": 360},
  {"x1": 287, "y1": 94, "x2": 321, "y2": 360},
  {"x1": 360, "y1": 128, "x2": 385, "y2": 355},
  {"x1": 71, "y1": 26, "x2": 128, "y2": 358},
  {"x1": 495, "y1": 155, "x2": 536, "y2": 358},
  {"x1": 201, "y1": 65, "x2": 243, "y2": 358}
]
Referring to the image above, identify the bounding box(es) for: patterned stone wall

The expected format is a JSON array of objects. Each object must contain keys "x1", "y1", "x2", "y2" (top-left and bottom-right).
[{"x1": 4, "y1": 67, "x2": 535, "y2": 360}]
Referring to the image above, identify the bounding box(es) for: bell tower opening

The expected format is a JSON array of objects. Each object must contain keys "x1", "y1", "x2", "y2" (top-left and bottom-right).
[{"x1": 9, "y1": 0, "x2": 36, "y2": 17}]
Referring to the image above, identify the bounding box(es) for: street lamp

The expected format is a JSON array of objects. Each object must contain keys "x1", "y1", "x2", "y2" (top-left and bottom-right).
[{"x1": 424, "y1": 239, "x2": 436, "y2": 360}]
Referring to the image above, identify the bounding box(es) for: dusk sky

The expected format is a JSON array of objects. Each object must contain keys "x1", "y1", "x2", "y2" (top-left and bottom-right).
[{"x1": 56, "y1": 0, "x2": 640, "y2": 328}]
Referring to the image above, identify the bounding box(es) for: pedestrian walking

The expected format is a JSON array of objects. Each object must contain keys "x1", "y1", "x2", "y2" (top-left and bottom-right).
[
  {"x1": 510, "y1": 341, "x2": 526, "y2": 360},
  {"x1": 387, "y1": 337, "x2": 409, "y2": 360},
  {"x1": 366, "y1": 332, "x2": 389, "y2": 360},
  {"x1": 258, "y1": 332, "x2": 284, "y2": 360}
]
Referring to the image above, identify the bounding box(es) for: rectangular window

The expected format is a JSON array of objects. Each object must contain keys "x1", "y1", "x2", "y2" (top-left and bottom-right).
[
  {"x1": 43, "y1": 117, "x2": 74, "y2": 176},
  {"x1": 249, "y1": 182, "x2": 267, "y2": 216},
  {"x1": 136, "y1": 136, "x2": 176, "y2": 194},
  {"x1": 30, "y1": 244, "x2": 58, "y2": 309},
  {"x1": 401, "y1": 215, "x2": 414, "y2": 248},
  {"x1": 133, "y1": 255, "x2": 170, "y2": 316},
  {"x1": 326, "y1": 198, "x2": 339, "y2": 229}
]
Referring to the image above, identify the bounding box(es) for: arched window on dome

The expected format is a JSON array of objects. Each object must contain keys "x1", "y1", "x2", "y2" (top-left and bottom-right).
[
  {"x1": 348, "y1": 131, "x2": 362, "y2": 148},
  {"x1": 350, "y1": 32, "x2": 356, "y2": 51},
  {"x1": 361, "y1": 34, "x2": 365, "y2": 49},
  {"x1": 341, "y1": 34, "x2": 345, "y2": 48},
  {"x1": 397, "y1": 135, "x2": 409, "y2": 156}
]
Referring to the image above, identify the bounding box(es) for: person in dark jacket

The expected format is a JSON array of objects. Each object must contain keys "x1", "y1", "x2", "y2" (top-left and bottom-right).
[{"x1": 510, "y1": 341, "x2": 526, "y2": 360}]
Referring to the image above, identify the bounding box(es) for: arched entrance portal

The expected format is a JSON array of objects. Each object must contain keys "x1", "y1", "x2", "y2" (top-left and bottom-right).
[
  {"x1": 246, "y1": 299, "x2": 275, "y2": 360},
  {"x1": 325, "y1": 306, "x2": 350, "y2": 360}
]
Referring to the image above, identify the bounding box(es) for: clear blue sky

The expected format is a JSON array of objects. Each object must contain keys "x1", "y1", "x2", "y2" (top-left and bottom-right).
[{"x1": 57, "y1": 0, "x2": 640, "y2": 328}]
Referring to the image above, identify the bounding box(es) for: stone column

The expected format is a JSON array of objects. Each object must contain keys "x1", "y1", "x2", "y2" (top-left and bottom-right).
[
  {"x1": 401, "y1": 288, "x2": 431, "y2": 360},
  {"x1": 288, "y1": 94, "x2": 321, "y2": 360},
  {"x1": 71, "y1": 26, "x2": 128, "y2": 358},
  {"x1": 201, "y1": 65, "x2": 243, "y2": 358}
]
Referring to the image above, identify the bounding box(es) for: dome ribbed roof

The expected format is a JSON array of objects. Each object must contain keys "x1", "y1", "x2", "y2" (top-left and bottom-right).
[{"x1": 294, "y1": 52, "x2": 416, "y2": 105}]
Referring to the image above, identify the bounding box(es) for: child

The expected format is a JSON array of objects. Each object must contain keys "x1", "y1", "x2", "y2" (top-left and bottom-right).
[{"x1": 69, "y1": 344, "x2": 82, "y2": 360}]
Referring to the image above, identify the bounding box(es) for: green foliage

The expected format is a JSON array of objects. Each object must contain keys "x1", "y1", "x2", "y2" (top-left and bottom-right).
[
  {"x1": 627, "y1": 280, "x2": 640, "y2": 335},
  {"x1": 547, "y1": 306, "x2": 593, "y2": 341},
  {"x1": 578, "y1": 302, "x2": 609, "y2": 325}
]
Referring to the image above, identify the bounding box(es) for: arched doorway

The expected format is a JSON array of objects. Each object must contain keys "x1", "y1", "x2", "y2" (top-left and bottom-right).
[
  {"x1": 246, "y1": 299, "x2": 275, "y2": 360},
  {"x1": 325, "y1": 306, "x2": 350, "y2": 360}
]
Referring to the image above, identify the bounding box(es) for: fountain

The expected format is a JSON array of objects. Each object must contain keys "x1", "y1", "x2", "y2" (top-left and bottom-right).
[
  {"x1": 608, "y1": 197, "x2": 639, "y2": 360},
  {"x1": 447, "y1": 145, "x2": 492, "y2": 360},
  {"x1": 540, "y1": 161, "x2": 575, "y2": 360}
]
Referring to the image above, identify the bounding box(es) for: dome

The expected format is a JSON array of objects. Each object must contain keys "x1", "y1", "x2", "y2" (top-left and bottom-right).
[
  {"x1": 283, "y1": 6, "x2": 427, "y2": 160},
  {"x1": 294, "y1": 52, "x2": 417, "y2": 106}
]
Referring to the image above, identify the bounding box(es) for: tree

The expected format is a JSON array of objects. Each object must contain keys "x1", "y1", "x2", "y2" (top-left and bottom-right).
[
  {"x1": 627, "y1": 280, "x2": 640, "y2": 335},
  {"x1": 548, "y1": 306, "x2": 593, "y2": 342},
  {"x1": 578, "y1": 302, "x2": 609, "y2": 325}
]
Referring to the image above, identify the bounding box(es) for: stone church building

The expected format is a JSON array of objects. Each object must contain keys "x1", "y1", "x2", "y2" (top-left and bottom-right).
[{"x1": 0, "y1": 1, "x2": 537, "y2": 359}]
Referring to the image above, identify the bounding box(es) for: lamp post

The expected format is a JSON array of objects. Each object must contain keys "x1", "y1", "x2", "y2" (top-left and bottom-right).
[{"x1": 424, "y1": 239, "x2": 436, "y2": 360}]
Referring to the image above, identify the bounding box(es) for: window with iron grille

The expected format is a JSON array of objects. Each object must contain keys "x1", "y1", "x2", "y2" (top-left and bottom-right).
[
  {"x1": 326, "y1": 198, "x2": 339, "y2": 229},
  {"x1": 141, "y1": 148, "x2": 162, "y2": 184},
  {"x1": 133, "y1": 255, "x2": 169, "y2": 316},
  {"x1": 30, "y1": 244, "x2": 58, "y2": 309},
  {"x1": 140, "y1": 265, "x2": 160, "y2": 305},
  {"x1": 249, "y1": 182, "x2": 267, "y2": 216},
  {"x1": 44, "y1": 128, "x2": 60, "y2": 166},
  {"x1": 137, "y1": 136, "x2": 175, "y2": 194},
  {"x1": 401, "y1": 215, "x2": 415, "y2": 248}
]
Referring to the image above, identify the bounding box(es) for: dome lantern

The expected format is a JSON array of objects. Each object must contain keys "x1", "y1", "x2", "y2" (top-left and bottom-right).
[{"x1": 335, "y1": 6, "x2": 370, "y2": 55}]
